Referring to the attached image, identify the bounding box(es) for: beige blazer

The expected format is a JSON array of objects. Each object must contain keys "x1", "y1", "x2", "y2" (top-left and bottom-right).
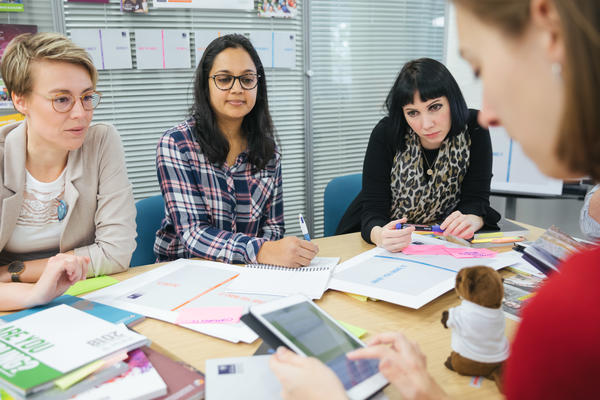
[{"x1": 0, "y1": 121, "x2": 137, "y2": 276}]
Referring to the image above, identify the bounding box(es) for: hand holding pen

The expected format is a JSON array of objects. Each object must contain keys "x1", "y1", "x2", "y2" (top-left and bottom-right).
[
  {"x1": 371, "y1": 218, "x2": 415, "y2": 253},
  {"x1": 256, "y1": 213, "x2": 319, "y2": 268}
]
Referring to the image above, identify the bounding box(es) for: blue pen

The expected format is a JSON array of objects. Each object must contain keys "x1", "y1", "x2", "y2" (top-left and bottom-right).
[
  {"x1": 395, "y1": 223, "x2": 444, "y2": 233},
  {"x1": 298, "y1": 213, "x2": 311, "y2": 241}
]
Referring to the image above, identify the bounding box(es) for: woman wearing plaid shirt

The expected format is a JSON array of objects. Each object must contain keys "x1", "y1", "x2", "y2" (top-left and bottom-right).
[{"x1": 155, "y1": 34, "x2": 318, "y2": 267}]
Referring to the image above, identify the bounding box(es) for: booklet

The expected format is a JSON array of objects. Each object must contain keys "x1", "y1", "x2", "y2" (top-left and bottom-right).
[
  {"x1": 0, "y1": 305, "x2": 149, "y2": 398},
  {"x1": 0, "y1": 295, "x2": 144, "y2": 328},
  {"x1": 522, "y1": 225, "x2": 589, "y2": 275},
  {"x1": 502, "y1": 272, "x2": 544, "y2": 321},
  {"x1": 141, "y1": 347, "x2": 205, "y2": 400},
  {"x1": 71, "y1": 348, "x2": 166, "y2": 400},
  {"x1": 328, "y1": 234, "x2": 519, "y2": 309}
]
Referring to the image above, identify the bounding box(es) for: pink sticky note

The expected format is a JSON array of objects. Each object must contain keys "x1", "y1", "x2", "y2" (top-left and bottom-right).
[
  {"x1": 402, "y1": 244, "x2": 449, "y2": 255},
  {"x1": 444, "y1": 248, "x2": 497, "y2": 258},
  {"x1": 175, "y1": 306, "x2": 244, "y2": 325}
]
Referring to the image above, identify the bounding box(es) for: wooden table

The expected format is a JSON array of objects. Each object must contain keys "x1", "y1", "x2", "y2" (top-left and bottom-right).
[{"x1": 122, "y1": 222, "x2": 544, "y2": 400}]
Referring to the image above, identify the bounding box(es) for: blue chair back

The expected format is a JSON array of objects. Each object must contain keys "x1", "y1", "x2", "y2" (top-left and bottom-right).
[
  {"x1": 130, "y1": 195, "x2": 165, "y2": 267},
  {"x1": 323, "y1": 173, "x2": 362, "y2": 237}
]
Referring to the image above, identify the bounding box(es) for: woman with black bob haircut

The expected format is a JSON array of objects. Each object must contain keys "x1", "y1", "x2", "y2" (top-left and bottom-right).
[
  {"x1": 155, "y1": 34, "x2": 318, "y2": 267},
  {"x1": 338, "y1": 57, "x2": 500, "y2": 252}
]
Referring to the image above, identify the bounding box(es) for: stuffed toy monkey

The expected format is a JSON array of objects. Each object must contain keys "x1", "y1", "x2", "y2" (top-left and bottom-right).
[{"x1": 441, "y1": 266, "x2": 509, "y2": 391}]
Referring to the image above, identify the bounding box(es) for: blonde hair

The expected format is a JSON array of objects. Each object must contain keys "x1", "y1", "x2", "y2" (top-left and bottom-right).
[
  {"x1": 0, "y1": 32, "x2": 98, "y2": 98},
  {"x1": 453, "y1": 0, "x2": 600, "y2": 181}
]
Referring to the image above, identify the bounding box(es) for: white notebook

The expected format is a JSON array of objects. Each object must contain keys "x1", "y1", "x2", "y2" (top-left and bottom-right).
[{"x1": 225, "y1": 257, "x2": 339, "y2": 299}]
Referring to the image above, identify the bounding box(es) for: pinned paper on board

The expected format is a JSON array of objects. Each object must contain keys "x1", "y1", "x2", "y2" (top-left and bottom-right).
[
  {"x1": 257, "y1": 0, "x2": 297, "y2": 18},
  {"x1": 154, "y1": 0, "x2": 253, "y2": 10},
  {"x1": 70, "y1": 29, "x2": 133, "y2": 70},
  {"x1": 0, "y1": 1, "x2": 24, "y2": 12},
  {"x1": 135, "y1": 29, "x2": 190, "y2": 69},
  {"x1": 248, "y1": 30, "x2": 296, "y2": 69},
  {"x1": 175, "y1": 306, "x2": 244, "y2": 325},
  {"x1": 273, "y1": 31, "x2": 296, "y2": 68},
  {"x1": 0, "y1": 24, "x2": 37, "y2": 59},
  {"x1": 194, "y1": 29, "x2": 220, "y2": 65}
]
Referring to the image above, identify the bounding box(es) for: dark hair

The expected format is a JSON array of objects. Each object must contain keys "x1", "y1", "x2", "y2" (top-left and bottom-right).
[
  {"x1": 385, "y1": 58, "x2": 469, "y2": 152},
  {"x1": 190, "y1": 34, "x2": 275, "y2": 170}
]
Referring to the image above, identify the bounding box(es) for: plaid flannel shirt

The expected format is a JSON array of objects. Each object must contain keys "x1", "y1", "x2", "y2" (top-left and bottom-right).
[{"x1": 154, "y1": 118, "x2": 285, "y2": 264}]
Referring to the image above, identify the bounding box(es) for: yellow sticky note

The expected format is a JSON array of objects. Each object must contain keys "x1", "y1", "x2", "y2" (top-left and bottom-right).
[
  {"x1": 338, "y1": 320, "x2": 367, "y2": 338},
  {"x1": 476, "y1": 232, "x2": 504, "y2": 239},
  {"x1": 65, "y1": 275, "x2": 120, "y2": 296},
  {"x1": 54, "y1": 359, "x2": 104, "y2": 390},
  {"x1": 343, "y1": 292, "x2": 368, "y2": 302},
  {"x1": 0, "y1": 389, "x2": 15, "y2": 400}
]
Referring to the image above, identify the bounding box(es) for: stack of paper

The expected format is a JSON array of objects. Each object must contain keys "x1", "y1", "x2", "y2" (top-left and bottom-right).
[
  {"x1": 71, "y1": 349, "x2": 166, "y2": 400},
  {"x1": 0, "y1": 305, "x2": 149, "y2": 400},
  {"x1": 84, "y1": 260, "x2": 281, "y2": 343}
]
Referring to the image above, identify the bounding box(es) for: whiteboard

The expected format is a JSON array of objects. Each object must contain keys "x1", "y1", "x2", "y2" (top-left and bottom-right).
[
  {"x1": 489, "y1": 126, "x2": 563, "y2": 195},
  {"x1": 444, "y1": 4, "x2": 563, "y2": 196}
]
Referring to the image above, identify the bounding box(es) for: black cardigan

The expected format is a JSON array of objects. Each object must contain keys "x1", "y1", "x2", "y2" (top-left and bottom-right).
[{"x1": 337, "y1": 109, "x2": 500, "y2": 242}]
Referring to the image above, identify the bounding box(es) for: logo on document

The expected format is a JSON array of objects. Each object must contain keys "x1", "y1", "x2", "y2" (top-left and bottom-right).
[{"x1": 218, "y1": 363, "x2": 243, "y2": 375}]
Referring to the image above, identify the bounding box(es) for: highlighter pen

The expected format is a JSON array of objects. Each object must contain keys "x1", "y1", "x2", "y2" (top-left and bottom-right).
[
  {"x1": 395, "y1": 223, "x2": 444, "y2": 233},
  {"x1": 298, "y1": 213, "x2": 311, "y2": 241}
]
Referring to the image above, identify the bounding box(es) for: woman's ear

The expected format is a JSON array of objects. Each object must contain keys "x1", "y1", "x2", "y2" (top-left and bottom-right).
[
  {"x1": 11, "y1": 92, "x2": 28, "y2": 116},
  {"x1": 530, "y1": 0, "x2": 565, "y2": 65}
]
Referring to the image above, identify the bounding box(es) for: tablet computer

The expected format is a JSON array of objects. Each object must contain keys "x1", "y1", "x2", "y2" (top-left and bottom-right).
[{"x1": 241, "y1": 294, "x2": 388, "y2": 400}]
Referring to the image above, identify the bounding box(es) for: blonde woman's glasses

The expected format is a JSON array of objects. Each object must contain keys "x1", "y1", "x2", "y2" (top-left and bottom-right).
[{"x1": 37, "y1": 91, "x2": 102, "y2": 113}]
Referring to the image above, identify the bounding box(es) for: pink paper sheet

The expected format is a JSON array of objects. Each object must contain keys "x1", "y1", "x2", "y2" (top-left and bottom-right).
[
  {"x1": 402, "y1": 245, "x2": 449, "y2": 255},
  {"x1": 402, "y1": 245, "x2": 497, "y2": 258},
  {"x1": 175, "y1": 306, "x2": 244, "y2": 324}
]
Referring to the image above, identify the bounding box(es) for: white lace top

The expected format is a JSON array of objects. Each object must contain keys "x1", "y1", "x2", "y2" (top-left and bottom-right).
[{"x1": 4, "y1": 169, "x2": 66, "y2": 254}]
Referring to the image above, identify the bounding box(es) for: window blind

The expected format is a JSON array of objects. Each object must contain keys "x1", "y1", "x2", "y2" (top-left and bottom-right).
[
  {"x1": 308, "y1": 0, "x2": 446, "y2": 237},
  {"x1": 60, "y1": 0, "x2": 306, "y2": 236}
]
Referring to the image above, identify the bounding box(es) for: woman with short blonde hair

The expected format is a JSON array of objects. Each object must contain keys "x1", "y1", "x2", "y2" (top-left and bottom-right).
[{"x1": 0, "y1": 32, "x2": 136, "y2": 311}]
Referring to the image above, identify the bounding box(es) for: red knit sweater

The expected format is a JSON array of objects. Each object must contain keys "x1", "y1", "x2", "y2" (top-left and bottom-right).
[{"x1": 504, "y1": 245, "x2": 600, "y2": 399}]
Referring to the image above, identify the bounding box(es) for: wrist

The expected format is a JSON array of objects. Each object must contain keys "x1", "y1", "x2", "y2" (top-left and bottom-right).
[
  {"x1": 370, "y1": 226, "x2": 382, "y2": 245},
  {"x1": 0, "y1": 265, "x2": 10, "y2": 283},
  {"x1": 21, "y1": 283, "x2": 41, "y2": 309},
  {"x1": 256, "y1": 240, "x2": 274, "y2": 264}
]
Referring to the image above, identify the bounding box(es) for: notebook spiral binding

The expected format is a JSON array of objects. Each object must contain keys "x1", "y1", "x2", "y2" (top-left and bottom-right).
[{"x1": 245, "y1": 263, "x2": 330, "y2": 272}]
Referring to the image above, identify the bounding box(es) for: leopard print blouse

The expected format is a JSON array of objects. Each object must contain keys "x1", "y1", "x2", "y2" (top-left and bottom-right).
[{"x1": 389, "y1": 127, "x2": 471, "y2": 224}]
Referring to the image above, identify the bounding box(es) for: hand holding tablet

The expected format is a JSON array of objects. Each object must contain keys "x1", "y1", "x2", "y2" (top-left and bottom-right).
[{"x1": 241, "y1": 294, "x2": 388, "y2": 400}]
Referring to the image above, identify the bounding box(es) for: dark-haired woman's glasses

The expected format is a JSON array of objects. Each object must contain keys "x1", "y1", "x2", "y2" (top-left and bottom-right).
[
  {"x1": 37, "y1": 91, "x2": 102, "y2": 113},
  {"x1": 210, "y1": 73, "x2": 259, "y2": 90}
]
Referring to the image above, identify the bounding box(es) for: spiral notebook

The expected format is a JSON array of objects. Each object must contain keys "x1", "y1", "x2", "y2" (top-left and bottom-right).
[{"x1": 225, "y1": 257, "x2": 340, "y2": 299}]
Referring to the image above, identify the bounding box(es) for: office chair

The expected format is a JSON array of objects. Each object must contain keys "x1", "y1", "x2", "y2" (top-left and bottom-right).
[
  {"x1": 323, "y1": 173, "x2": 362, "y2": 237},
  {"x1": 130, "y1": 194, "x2": 165, "y2": 267}
]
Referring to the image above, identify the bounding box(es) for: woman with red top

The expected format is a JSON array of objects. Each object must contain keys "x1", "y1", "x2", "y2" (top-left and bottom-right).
[{"x1": 269, "y1": 0, "x2": 600, "y2": 399}]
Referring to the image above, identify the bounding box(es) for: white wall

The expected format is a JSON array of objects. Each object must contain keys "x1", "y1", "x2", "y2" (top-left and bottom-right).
[{"x1": 444, "y1": 3, "x2": 482, "y2": 109}]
